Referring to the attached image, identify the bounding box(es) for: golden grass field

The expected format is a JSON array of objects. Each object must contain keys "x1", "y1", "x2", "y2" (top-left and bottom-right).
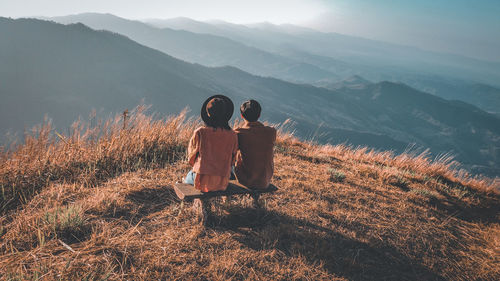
[{"x1": 1, "y1": 106, "x2": 499, "y2": 280}]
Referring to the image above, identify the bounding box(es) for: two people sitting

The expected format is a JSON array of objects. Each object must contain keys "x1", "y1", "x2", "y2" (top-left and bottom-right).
[{"x1": 184, "y1": 95, "x2": 276, "y2": 192}]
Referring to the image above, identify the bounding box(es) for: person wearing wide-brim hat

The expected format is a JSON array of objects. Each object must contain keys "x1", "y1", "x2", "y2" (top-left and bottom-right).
[{"x1": 184, "y1": 95, "x2": 238, "y2": 192}]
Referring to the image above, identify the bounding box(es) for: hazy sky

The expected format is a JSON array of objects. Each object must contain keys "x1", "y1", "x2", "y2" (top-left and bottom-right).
[
  {"x1": 307, "y1": 0, "x2": 500, "y2": 62},
  {"x1": 1, "y1": 0, "x2": 499, "y2": 62}
]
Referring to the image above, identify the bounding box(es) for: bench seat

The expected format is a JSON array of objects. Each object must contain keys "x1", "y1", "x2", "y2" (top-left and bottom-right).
[{"x1": 174, "y1": 180, "x2": 278, "y2": 201}]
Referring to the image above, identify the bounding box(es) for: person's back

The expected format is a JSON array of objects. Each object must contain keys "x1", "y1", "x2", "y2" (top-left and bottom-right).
[
  {"x1": 188, "y1": 127, "x2": 237, "y2": 192},
  {"x1": 235, "y1": 100, "x2": 276, "y2": 189}
]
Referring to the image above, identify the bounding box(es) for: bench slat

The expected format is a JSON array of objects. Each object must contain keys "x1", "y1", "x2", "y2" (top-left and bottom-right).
[{"x1": 174, "y1": 181, "x2": 277, "y2": 201}]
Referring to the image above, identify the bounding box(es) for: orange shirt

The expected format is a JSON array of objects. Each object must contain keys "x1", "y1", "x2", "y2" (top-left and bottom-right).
[
  {"x1": 235, "y1": 122, "x2": 276, "y2": 189},
  {"x1": 188, "y1": 127, "x2": 238, "y2": 192}
]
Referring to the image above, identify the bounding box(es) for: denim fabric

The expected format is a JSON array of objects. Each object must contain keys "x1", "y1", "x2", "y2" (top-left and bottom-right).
[
  {"x1": 184, "y1": 168, "x2": 235, "y2": 185},
  {"x1": 184, "y1": 170, "x2": 196, "y2": 185},
  {"x1": 230, "y1": 166, "x2": 236, "y2": 180}
]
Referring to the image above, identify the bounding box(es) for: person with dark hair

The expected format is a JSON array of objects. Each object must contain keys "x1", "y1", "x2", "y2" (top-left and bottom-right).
[
  {"x1": 184, "y1": 95, "x2": 238, "y2": 192},
  {"x1": 240, "y1": 99, "x2": 261, "y2": 122},
  {"x1": 234, "y1": 100, "x2": 277, "y2": 189}
]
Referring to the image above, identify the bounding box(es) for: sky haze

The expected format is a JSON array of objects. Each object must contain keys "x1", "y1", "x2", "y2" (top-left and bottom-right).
[{"x1": 1, "y1": 0, "x2": 499, "y2": 61}]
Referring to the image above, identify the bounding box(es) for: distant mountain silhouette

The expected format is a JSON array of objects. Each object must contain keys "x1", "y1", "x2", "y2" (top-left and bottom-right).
[
  {"x1": 391, "y1": 75, "x2": 500, "y2": 115},
  {"x1": 52, "y1": 14, "x2": 500, "y2": 114},
  {"x1": 145, "y1": 16, "x2": 500, "y2": 113},
  {"x1": 49, "y1": 13, "x2": 337, "y2": 83},
  {"x1": 1, "y1": 18, "x2": 499, "y2": 176},
  {"x1": 320, "y1": 75, "x2": 373, "y2": 90},
  {"x1": 335, "y1": 81, "x2": 500, "y2": 175},
  {"x1": 147, "y1": 16, "x2": 500, "y2": 81}
]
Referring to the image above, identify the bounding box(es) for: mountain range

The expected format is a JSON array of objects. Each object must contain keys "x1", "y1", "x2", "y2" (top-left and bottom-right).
[
  {"x1": 1, "y1": 17, "x2": 499, "y2": 176},
  {"x1": 45, "y1": 14, "x2": 500, "y2": 116},
  {"x1": 47, "y1": 13, "x2": 337, "y2": 84},
  {"x1": 146, "y1": 16, "x2": 500, "y2": 86}
]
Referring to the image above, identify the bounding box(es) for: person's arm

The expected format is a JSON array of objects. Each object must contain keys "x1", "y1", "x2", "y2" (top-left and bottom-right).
[{"x1": 187, "y1": 130, "x2": 200, "y2": 166}]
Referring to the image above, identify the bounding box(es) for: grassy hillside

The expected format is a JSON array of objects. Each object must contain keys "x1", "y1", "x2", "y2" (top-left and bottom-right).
[{"x1": 1, "y1": 110, "x2": 498, "y2": 280}]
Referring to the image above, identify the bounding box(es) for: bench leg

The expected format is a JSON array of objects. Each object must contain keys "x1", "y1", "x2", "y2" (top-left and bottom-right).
[
  {"x1": 177, "y1": 201, "x2": 185, "y2": 216},
  {"x1": 193, "y1": 198, "x2": 211, "y2": 225},
  {"x1": 193, "y1": 199, "x2": 206, "y2": 224},
  {"x1": 251, "y1": 193, "x2": 262, "y2": 208}
]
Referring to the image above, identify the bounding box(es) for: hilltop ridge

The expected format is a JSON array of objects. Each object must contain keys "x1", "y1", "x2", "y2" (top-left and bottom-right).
[{"x1": 0, "y1": 110, "x2": 498, "y2": 280}]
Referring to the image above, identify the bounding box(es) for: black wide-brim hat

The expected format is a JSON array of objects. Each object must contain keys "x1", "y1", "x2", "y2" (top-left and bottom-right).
[{"x1": 201, "y1": 94, "x2": 234, "y2": 124}]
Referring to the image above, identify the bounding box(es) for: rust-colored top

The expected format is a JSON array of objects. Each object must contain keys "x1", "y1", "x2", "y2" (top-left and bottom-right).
[
  {"x1": 235, "y1": 121, "x2": 276, "y2": 189},
  {"x1": 188, "y1": 127, "x2": 238, "y2": 192}
]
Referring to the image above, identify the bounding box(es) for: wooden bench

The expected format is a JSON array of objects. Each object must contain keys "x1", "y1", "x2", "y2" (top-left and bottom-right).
[{"x1": 174, "y1": 180, "x2": 278, "y2": 223}]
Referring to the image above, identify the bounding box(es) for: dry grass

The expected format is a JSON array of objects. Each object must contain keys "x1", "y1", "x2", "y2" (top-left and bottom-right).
[
  {"x1": 0, "y1": 110, "x2": 499, "y2": 280},
  {"x1": 0, "y1": 105, "x2": 197, "y2": 214}
]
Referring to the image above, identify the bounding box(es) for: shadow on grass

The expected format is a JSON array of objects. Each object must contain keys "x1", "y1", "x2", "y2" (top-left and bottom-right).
[
  {"x1": 405, "y1": 182, "x2": 500, "y2": 224},
  {"x1": 124, "y1": 186, "x2": 178, "y2": 222},
  {"x1": 89, "y1": 185, "x2": 177, "y2": 224},
  {"x1": 207, "y1": 206, "x2": 444, "y2": 281}
]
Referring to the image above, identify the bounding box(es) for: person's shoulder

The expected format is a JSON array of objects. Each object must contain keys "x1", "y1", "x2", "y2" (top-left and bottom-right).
[
  {"x1": 234, "y1": 124, "x2": 252, "y2": 134},
  {"x1": 263, "y1": 125, "x2": 277, "y2": 133},
  {"x1": 263, "y1": 124, "x2": 276, "y2": 130},
  {"x1": 214, "y1": 128, "x2": 237, "y2": 137},
  {"x1": 262, "y1": 125, "x2": 277, "y2": 140},
  {"x1": 194, "y1": 126, "x2": 206, "y2": 134}
]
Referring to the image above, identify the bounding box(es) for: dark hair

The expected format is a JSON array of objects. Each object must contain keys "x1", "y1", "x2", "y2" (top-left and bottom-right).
[
  {"x1": 204, "y1": 97, "x2": 231, "y2": 130},
  {"x1": 240, "y1": 99, "x2": 261, "y2": 122}
]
